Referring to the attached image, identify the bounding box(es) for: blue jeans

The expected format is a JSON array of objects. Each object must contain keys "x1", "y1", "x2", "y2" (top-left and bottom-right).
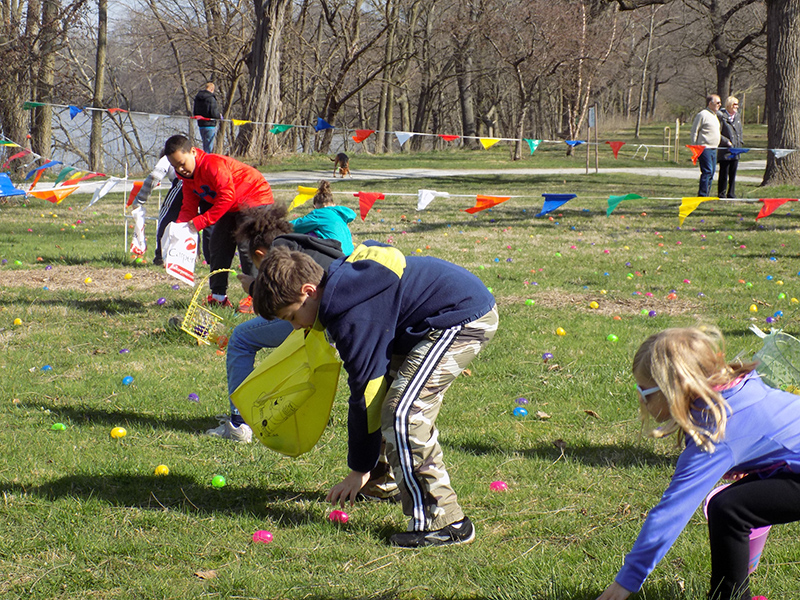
[
  {"x1": 227, "y1": 316, "x2": 294, "y2": 416},
  {"x1": 199, "y1": 126, "x2": 217, "y2": 153},
  {"x1": 697, "y1": 147, "x2": 717, "y2": 197}
]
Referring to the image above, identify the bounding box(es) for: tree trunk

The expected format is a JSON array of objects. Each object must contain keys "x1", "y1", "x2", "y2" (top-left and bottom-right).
[
  {"x1": 762, "y1": 0, "x2": 800, "y2": 185},
  {"x1": 90, "y1": 0, "x2": 108, "y2": 172},
  {"x1": 456, "y1": 52, "x2": 477, "y2": 148},
  {"x1": 233, "y1": 0, "x2": 290, "y2": 159},
  {"x1": 31, "y1": 0, "x2": 60, "y2": 160}
]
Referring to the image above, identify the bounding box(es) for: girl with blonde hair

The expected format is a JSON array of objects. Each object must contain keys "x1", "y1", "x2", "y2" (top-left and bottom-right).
[{"x1": 598, "y1": 327, "x2": 800, "y2": 600}]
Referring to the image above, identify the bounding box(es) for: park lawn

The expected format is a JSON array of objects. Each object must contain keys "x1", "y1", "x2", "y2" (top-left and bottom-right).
[{"x1": 1, "y1": 167, "x2": 800, "y2": 600}]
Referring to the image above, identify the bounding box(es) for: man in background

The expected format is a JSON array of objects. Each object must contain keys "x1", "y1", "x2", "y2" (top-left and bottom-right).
[
  {"x1": 193, "y1": 82, "x2": 222, "y2": 153},
  {"x1": 690, "y1": 94, "x2": 723, "y2": 197}
]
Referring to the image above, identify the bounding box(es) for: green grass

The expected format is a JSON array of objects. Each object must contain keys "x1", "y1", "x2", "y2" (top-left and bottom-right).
[{"x1": 2, "y1": 165, "x2": 800, "y2": 600}]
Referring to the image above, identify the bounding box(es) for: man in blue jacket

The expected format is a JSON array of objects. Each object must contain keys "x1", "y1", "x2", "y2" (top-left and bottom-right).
[{"x1": 253, "y1": 242, "x2": 499, "y2": 547}]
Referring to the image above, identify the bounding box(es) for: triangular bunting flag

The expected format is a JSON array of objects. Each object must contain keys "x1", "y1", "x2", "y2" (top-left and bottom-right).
[
  {"x1": 463, "y1": 195, "x2": 511, "y2": 214},
  {"x1": 22, "y1": 101, "x2": 46, "y2": 110},
  {"x1": 1, "y1": 149, "x2": 31, "y2": 170},
  {"x1": 355, "y1": 191, "x2": 385, "y2": 220},
  {"x1": 289, "y1": 186, "x2": 318, "y2": 211},
  {"x1": 24, "y1": 160, "x2": 62, "y2": 180},
  {"x1": 233, "y1": 119, "x2": 252, "y2": 127},
  {"x1": 28, "y1": 170, "x2": 44, "y2": 191},
  {"x1": 69, "y1": 105, "x2": 83, "y2": 119},
  {"x1": 479, "y1": 138, "x2": 501, "y2": 150},
  {"x1": 70, "y1": 173, "x2": 104, "y2": 184},
  {"x1": 525, "y1": 139, "x2": 541, "y2": 155},
  {"x1": 352, "y1": 129, "x2": 375, "y2": 143},
  {"x1": 269, "y1": 124, "x2": 293, "y2": 134},
  {"x1": 438, "y1": 134, "x2": 460, "y2": 142},
  {"x1": 191, "y1": 115, "x2": 211, "y2": 121},
  {"x1": 536, "y1": 193, "x2": 577, "y2": 217},
  {"x1": 29, "y1": 186, "x2": 78, "y2": 204},
  {"x1": 686, "y1": 145, "x2": 706, "y2": 165},
  {"x1": 771, "y1": 149, "x2": 797, "y2": 159},
  {"x1": 756, "y1": 198, "x2": 798, "y2": 220},
  {"x1": 606, "y1": 141, "x2": 626, "y2": 159},
  {"x1": 126, "y1": 181, "x2": 144, "y2": 207},
  {"x1": 607, "y1": 193, "x2": 644, "y2": 216},
  {"x1": 62, "y1": 171, "x2": 87, "y2": 186},
  {"x1": 87, "y1": 178, "x2": 119, "y2": 209},
  {"x1": 107, "y1": 108, "x2": 128, "y2": 114},
  {"x1": 0, "y1": 140, "x2": 19, "y2": 147},
  {"x1": 54, "y1": 167, "x2": 78, "y2": 186},
  {"x1": 565, "y1": 140, "x2": 585, "y2": 147},
  {"x1": 727, "y1": 148, "x2": 750, "y2": 157},
  {"x1": 678, "y1": 196, "x2": 717, "y2": 226},
  {"x1": 395, "y1": 132, "x2": 414, "y2": 147},
  {"x1": 314, "y1": 118, "x2": 333, "y2": 132},
  {"x1": 417, "y1": 189, "x2": 450, "y2": 211}
]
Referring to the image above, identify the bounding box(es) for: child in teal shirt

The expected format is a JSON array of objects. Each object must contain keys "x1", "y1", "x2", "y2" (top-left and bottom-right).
[{"x1": 290, "y1": 180, "x2": 356, "y2": 254}]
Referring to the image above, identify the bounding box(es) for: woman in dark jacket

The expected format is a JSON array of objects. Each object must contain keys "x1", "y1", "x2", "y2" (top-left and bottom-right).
[{"x1": 717, "y1": 96, "x2": 743, "y2": 198}]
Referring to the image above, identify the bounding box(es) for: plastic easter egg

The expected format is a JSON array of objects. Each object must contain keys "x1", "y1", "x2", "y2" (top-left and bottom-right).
[
  {"x1": 767, "y1": 275, "x2": 774, "y2": 281},
  {"x1": 607, "y1": 334, "x2": 618, "y2": 342},
  {"x1": 172, "y1": 284, "x2": 180, "y2": 290},
  {"x1": 122, "y1": 375, "x2": 134, "y2": 385},
  {"x1": 525, "y1": 299, "x2": 535, "y2": 306},
  {"x1": 253, "y1": 530, "x2": 273, "y2": 544},
  {"x1": 589, "y1": 301, "x2": 599, "y2": 309},
  {"x1": 110, "y1": 426, "x2": 127, "y2": 439},
  {"x1": 648, "y1": 310, "x2": 657, "y2": 317},
  {"x1": 51, "y1": 423, "x2": 66, "y2": 431},
  {"x1": 512, "y1": 406, "x2": 528, "y2": 417},
  {"x1": 766, "y1": 317, "x2": 775, "y2": 324},
  {"x1": 188, "y1": 393, "x2": 200, "y2": 402},
  {"x1": 778, "y1": 293, "x2": 787, "y2": 300},
  {"x1": 746, "y1": 282, "x2": 753, "y2": 288},
  {"x1": 154, "y1": 464, "x2": 169, "y2": 476},
  {"x1": 683, "y1": 279, "x2": 691, "y2": 284},
  {"x1": 212, "y1": 475, "x2": 226, "y2": 488},
  {"x1": 777, "y1": 280, "x2": 784, "y2": 286},
  {"x1": 123, "y1": 273, "x2": 132, "y2": 280},
  {"x1": 329, "y1": 510, "x2": 349, "y2": 524},
  {"x1": 119, "y1": 348, "x2": 129, "y2": 354},
  {"x1": 84, "y1": 277, "x2": 92, "y2": 284},
  {"x1": 556, "y1": 327, "x2": 566, "y2": 336},
  {"x1": 490, "y1": 480, "x2": 509, "y2": 492},
  {"x1": 156, "y1": 297, "x2": 167, "y2": 306},
  {"x1": 13, "y1": 318, "x2": 22, "y2": 325},
  {"x1": 41, "y1": 365, "x2": 53, "y2": 371},
  {"x1": 516, "y1": 397, "x2": 529, "y2": 405},
  {"x1": 542, "y1": 352, "x2": 554, "y2": 362},
  {"x1": 793, "y1": 298, "x2": 799, "y2": 304},
  {"x1": 749, "y1": 305, "x2": 758, "y2": 313},
  {"x1": 600, "y1": 289, "x2": 607, "y2": 295}
]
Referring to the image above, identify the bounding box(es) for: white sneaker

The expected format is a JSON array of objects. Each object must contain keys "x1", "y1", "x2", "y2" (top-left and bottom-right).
[{"x1": 205, "y1": 416, "x2": 253, "y2": 443}]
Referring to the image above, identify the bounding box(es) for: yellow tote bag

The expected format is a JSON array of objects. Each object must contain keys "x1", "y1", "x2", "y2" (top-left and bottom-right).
[{"x1": 231, "y1": 325, "x2": 341, "y2": 457}]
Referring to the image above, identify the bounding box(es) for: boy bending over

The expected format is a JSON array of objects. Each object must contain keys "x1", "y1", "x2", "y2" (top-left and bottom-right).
[{"x1": 253, "y1": 242, "x2": 499, "y2": 547}]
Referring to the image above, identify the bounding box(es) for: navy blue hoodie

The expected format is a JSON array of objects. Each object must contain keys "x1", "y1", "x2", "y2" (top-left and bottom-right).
[{"x1": 318, "y1": 241, "x2": 496, "y2": 473}]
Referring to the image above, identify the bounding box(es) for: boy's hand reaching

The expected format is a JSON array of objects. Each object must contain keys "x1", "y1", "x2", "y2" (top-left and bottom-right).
[{"x1": 326, "y1": 470, "x2": 370, "y2": 508}]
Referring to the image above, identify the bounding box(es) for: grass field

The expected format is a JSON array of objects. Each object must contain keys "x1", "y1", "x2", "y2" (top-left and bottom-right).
[{"x1": 1, "y1": 161, "x2": 800, "y2": 600}]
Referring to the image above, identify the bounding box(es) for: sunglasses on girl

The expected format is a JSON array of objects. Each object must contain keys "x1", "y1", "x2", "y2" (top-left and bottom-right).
[{"x1": 636, "y1": 384, "x2": 661, "y2": 402}]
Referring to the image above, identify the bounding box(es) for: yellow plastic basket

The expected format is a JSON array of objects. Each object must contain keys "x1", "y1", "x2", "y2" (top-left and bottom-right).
[{"x1": 181, "y1": 269, "x2": 236, "y2": 345}]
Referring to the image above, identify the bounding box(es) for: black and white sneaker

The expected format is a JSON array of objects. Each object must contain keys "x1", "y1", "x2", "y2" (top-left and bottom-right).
[{"x1": 389, "y1": 517, "x2": 475, "y2": 548}]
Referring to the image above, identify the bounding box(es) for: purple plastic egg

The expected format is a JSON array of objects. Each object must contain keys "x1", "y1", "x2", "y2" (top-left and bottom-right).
[{"x1": 157, "y1": 297, "x2": 167, "y2": 305}]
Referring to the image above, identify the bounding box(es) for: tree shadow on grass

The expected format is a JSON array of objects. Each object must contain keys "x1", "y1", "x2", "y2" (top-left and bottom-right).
[
  {"x1": 36, "y1": 401, "x2": 212, "y2": 435},
  {"x1": 521, "y1": 441, "x2": 676, "y2": 468}
]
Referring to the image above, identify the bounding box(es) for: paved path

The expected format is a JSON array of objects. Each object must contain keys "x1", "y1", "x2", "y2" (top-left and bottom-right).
[{"x1": 263, "y1": 160, "x2": 767, "y2": 186}]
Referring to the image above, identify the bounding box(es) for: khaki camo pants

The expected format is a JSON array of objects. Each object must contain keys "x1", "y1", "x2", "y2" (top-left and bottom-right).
[{"x1": 382, "y1": 305, "x2": 499, "y2": 532}]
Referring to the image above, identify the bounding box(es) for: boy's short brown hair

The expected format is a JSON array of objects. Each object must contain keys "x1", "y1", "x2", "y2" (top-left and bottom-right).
[{"x1": 253, "y1": 246, "x2": 324, "y2": 319}]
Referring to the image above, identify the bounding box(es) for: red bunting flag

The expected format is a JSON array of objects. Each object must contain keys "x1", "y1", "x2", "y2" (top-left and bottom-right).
[
  {"x1": 191, "y1": 115, "x2": 211, "y2": 121},
  {"x1": 462, "y1": 195, "x2": 511, "y2": 214},
  {"x1": 686, "y1": 145, "x2": 706, "y2": 165},
  {"x1": 1, "y1": 149, "x2": 31, "y2": 170},
  {"x1": 756, "y1": 198, "x2": 798, "y2": 220},
  {"x1": 606, "y1": 141, "x2": 626, "y2": 159},
  {"x1": 438, "y1": 134, "x2": 460, "y2": 142},
  {"x1": 352, "y1": 129, "x2": 375, "y2": 143},
  {"x1": 355, "y1": 191, "x2": 385, "y2": 221},
  {"x1": 126, "y1": 181, "x2": 143, "y2": 207},
  {"x1": 107, "y1": 108, "x2": 128, "y2": 114},
  {"x1": 65, "y1": 172, "x2": 105, "y2": 185}
]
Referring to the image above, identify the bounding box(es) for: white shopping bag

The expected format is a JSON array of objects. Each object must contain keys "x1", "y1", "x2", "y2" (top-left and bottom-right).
[
  {"x1": 161, "y1": 222, "x2": 198, "y2": 286},
  {"x1": 130, "y1": 206, "x2": 146, "y2": 256}
]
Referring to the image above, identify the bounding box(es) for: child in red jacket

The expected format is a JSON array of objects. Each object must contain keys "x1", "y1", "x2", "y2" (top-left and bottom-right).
[{"x1": 164, "y1": 134, "x2": 273, "y2": 308}]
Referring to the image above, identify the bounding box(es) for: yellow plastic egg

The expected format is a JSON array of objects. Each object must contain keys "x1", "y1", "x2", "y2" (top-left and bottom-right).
[
  {"x1": 556, "y1": 327, "x2": 566, "y2": 336},
  {"x1": 110, "y1": 427, "x2": 127, "y2": 439},
  {"x1": 749, "y1": 304, "x2": 758, "y2": 313},
  {"x1": 154, "y1": 464, "x2": 169, "y2": 476},
  {"x1": 589, "y1": 301, "x2": 599, "y2": 309}
]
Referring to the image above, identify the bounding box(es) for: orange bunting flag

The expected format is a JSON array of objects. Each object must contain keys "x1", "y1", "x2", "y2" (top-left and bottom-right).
[
  {"x1": 28, "y1": 170, "x2": 45, "y2": 191},
  {"x1": 678, "y1": 196, "x2": 717, "y2": 226},
  {"x1": 479, "y1": 138, "x2": 501, "y2": 150},
  {"x1": 355, "y1": 192, "x2": 385, "y2": 221},
  {"x1": 606, "y1": 141, "x2": 626, "y2": 159},
  {"x1": 29, "y1": 186, "x2": 79, "y2": 204},
  {"x1": 756, "y1": 198, "x2": 798, "y2": 220},
  {"x1": 107, "y1": 108, "x2": 128, "y2": 114},
  {"x1": 686, "y1": 145, "x2": 706, "y2": 165},
  {"x1": 438, "y1": 134, "x2": 460, "y2": 142},
  {"x1": 126, "y1": 181, "x2": 143, "y2": 207},
  {"x1": 352, "y1": 129, "x2": 375, "y2": 143},
  {"x1": 462, "y1": 195, "x2": 511, "y2": 214}
]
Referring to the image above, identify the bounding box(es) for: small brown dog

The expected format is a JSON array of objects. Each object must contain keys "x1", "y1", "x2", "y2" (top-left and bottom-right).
[{"x1": 331, "y1": 152, "x2": 350, "y2": 178}]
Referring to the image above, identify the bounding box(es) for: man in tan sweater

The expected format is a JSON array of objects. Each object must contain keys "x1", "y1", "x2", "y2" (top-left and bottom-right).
[{"x1": 690, "y1": 94, "x2": 724, "y2": 197}]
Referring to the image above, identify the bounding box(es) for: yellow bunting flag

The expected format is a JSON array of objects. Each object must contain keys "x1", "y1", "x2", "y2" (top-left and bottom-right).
[
  {"x1": 29, "y1": 186, "x2": 79, "y2": 204},
  {"x1": 678, "y1": 196, "x2": 717, "y2": 226},
  {"x1": 289, "y1": 186, "x2": 318, "y2": 211},
  {"x1": 479, "y1": 138, "x2": 501, "y2": 150},
  {"x1": 232, "y1": 119, "x2": 251, "y2": 127}
]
